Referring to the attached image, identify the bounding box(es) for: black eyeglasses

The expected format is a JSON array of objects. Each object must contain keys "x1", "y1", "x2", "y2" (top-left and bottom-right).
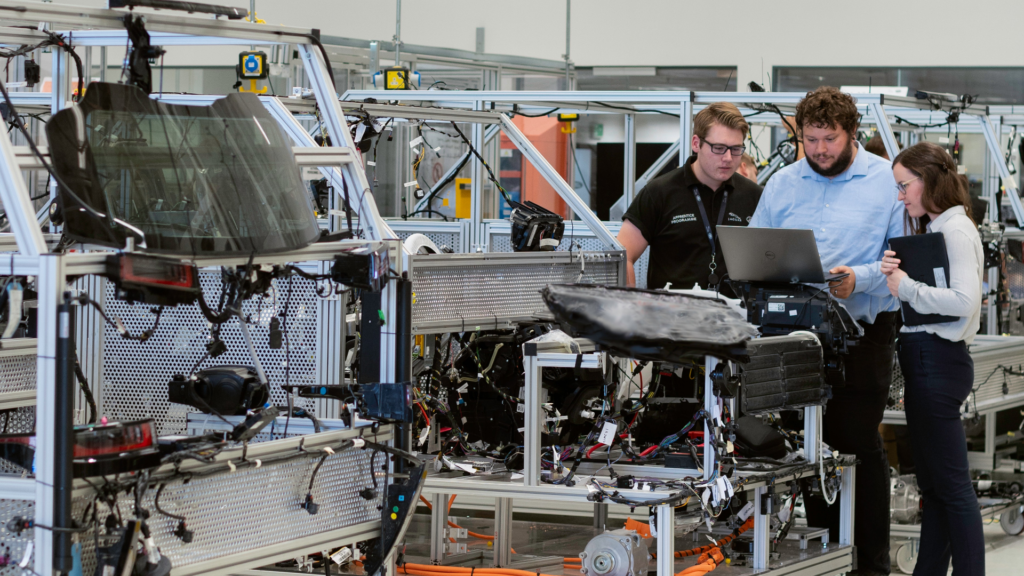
[{"x1": 700, "y1": 138, "x2": 744, "y2": 157}]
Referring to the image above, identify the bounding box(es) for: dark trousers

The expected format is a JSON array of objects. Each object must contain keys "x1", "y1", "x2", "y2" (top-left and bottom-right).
[
  {"x1": 805, "y1": 311, "x2": 898, "y2": 575},
  {"x1": 898, "y1": 332, "x2": 984, "y2": 576}
]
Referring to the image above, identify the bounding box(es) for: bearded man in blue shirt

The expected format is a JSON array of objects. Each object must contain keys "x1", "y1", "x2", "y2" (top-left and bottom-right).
[{"x1": 749, "y1": 87, "x2": 903, "y2": 576}]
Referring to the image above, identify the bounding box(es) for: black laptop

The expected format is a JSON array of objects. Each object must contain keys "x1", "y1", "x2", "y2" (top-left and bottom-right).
[{"x1": 718, "y1": 226, "x2": 845, "y2": 284}]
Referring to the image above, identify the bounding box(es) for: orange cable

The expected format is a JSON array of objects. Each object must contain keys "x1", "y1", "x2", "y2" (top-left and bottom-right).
[{"x1": 420, "y1": 494, "x2": 515, "y2": 552}]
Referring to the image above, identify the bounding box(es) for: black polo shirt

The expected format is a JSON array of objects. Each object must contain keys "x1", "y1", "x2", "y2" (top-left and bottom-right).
[{"x1": 623, "y1": 156, "x2": 762, "y2": 296}]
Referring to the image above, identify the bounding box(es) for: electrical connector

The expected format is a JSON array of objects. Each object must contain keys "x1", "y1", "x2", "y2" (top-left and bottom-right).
[
  {"x1": 173, "y1": 521, "x2": 193, "y2": 544},
  {"x1": 4, "y1": 516, "x2": 31, "y2": 535},
  {"x1": 302, "y1": 494, "x2": 319, "y2": 515}
]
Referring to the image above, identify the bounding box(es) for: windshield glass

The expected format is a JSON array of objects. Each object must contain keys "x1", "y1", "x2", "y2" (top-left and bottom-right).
[{"x1": 45, "y1": 82, "x2": 320, "y2": 256}]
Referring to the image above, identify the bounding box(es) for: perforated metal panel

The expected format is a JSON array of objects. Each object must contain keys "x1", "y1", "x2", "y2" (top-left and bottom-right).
[
  {"x1": 485, "y1": 221, "x2": 649, "y2": 288},
  {"x1": 409, "y1": 251, "x2": 624, "y2": 334},
  {"x1": 887, "y1": 362, "x2": 906, "y2": 412},
  {"x1": 966, "y1": 336, "x2": 1024, "y2": 406},
  {"x1": 101, "y1": 272, "x2": 334, "y2": 435},
  {"x1": 0, "y1": 354, "x2": 35, "y2": 396},
  {"x1": 1006, "y1": 249, "x2": 1024, "y2": 300},
  {"x1": 72, "y1": 437, "x2": 382, "y2": 575},
  {"x1": 386, "y1": 220, "x2": 467, "y2": 253},
  {"x1": 395, "y1": 230, "x2": 463, "y2": 253},
  {"x1": 0, "y1": 406, "x2": 34, "y2": 433},
  {"x1": 0, "y1": 407, "x2": 37, "y2": 474},
  {"x1": 0, "y1": 498, "x2": 33, "y2": 572},
  {"x1": 887, "y1": 336, "x2": 1024, "y2": 415}
]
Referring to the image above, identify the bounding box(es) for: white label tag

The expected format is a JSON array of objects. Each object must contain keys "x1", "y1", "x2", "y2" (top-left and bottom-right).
[
  {"x1": 719, "y1": 477, "x2": 733, "y2": 499},
  {"x1": 649, "y1": 514, "x2": 658, "y2": 538},
  {"x1": 778, "y1": 503, "x2": 792, "y2": 523},
  {"x1": 418, "y1": 426, "x2": 429, "y2": 445},
  {"x1": 597, "y1": 421, "x2": 618, "y2": 445},
  {"x1": 789, "y1": 309, "x2": 798, "y2": 316},
  {"x1": 768, "y1": 302, "x2": 785, "y2": 312},
  {"x1": 19, "y1": 542, "x2": 32, "y2": 568},
  {"x1": 60, "y1": 311, "x2": 69, "y2": 338},
  {"x1": 516, "y1": 403, "x2": 525, "y2": 413},
  {"x1": 933, "y1": 267, "x2": 948, "y2": 289},
  {"x1": 354, "y1": 123, "x2": 366, "y2": 144},
  {"x1": 738, "y1": 501, "x2": 755, "y2": 521},
  {"x1": 456, "y1": 384, "x2": 469, "y2": 394},
  {"x1": 587, "y1": 483, "x2": 599, "y2": 493},
  {"x1": 409, "y1": 136, "x2": 424, "y2": 148},
  {"x1": 404, "y1": 181, "x2": 419, "y2": 188},
  {"x1": 366, "y1": 161, "x2": 376, "y2": 166}
]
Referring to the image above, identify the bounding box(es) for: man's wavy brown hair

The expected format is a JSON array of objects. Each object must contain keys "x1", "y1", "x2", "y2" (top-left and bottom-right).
[{"x1": 795, "y1": 87, "x2": 860, "y2": 136}]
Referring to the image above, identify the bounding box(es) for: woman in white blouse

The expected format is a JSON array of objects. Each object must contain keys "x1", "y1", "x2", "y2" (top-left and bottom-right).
[{"x1": 881, "y1": 141, "x2": 984, "y2": 576}]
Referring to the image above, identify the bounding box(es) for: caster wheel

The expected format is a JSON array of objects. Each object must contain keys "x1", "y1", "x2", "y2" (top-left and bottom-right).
[
  {"x1": 894, "y1": 543, "x2": 917, "y2": 574},
  {"x1": 1000, "y1": 507, "x2": 1024, "y2": 536}
]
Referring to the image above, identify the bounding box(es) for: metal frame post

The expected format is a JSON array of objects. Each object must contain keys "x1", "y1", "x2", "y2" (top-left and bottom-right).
[
  {"x1": 593, "y1": 503, "x2": 608, "y2": 531},
  {"x1": 623, "y1": 113, "x2": 636, "y2": 205},
  {"x1": 804, "y1": 405, "x2": 819, "y2": 464},
  {"x1": 839, "y1": 465, "x2": 856, "y2": 546},
  {"x1": 33, "y1": 254, "x2": 64, "y2": 576},
  {"x1": 703, "y1": 355, "x2": 717, "y2": 481},
  {"x1": 753, "y1": 486, "x2": 770, "y2": 570},
  {"x1": 499, "y1": 114, "x2": 622, "y2": 250},
  {"x1": 985, "y1": 117, "x2": 1001, "y2": 335},
  {"x1": 470, "y1": 101, "x2": 484, "y2": 250},
  {"x1": 493, "y1": 498, "x2": 513, "y2": 567},
  {"x1": 261, "y1": 97, "x2": 394, "y2": 241},
  {"x1": 429, "y1": 492, "x2": 449, "y2": 563},
  {"x1": 636, "y1": 141, "x2": 679, "y2": 192},
  {"x1": 522, "y1": 353, "x2": 542, "y2": 487},
  {"x1": 655, "y1": 503, "x2": 674, "y2": 576},
  {"x1": 0, "y1": 107, "x2": 46, "y2": 255},
  {"x1": 868, "y1": 102, "x2": 900, "y2": 161},
  {"x1": 980, "y1": 115, "x2": 1024, "y2": 224},
  {"x1": 679, "y1": 99, "x2": 693, "y2": 168}
]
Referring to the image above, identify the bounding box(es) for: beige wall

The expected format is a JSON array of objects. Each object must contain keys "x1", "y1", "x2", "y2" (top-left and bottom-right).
[{"x1": 56, "y1": 0, "x2": 1024, "y2": 88}]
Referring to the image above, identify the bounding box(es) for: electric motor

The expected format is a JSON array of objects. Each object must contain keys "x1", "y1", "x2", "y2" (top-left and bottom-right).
[
  {"x1": 579, "y1": 529, "x2": 649, "y2": 576},
  {"x1": 890, "y1": 474, "x2": 922, "y2": 524}
]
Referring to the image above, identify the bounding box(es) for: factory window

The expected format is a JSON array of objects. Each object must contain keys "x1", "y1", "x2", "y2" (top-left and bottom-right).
[
  {"x1": 576, "y1": 66, "x2": 739, "y2": 92},
  {"x1": 774, "y1": 66, "x2": 1024, "y2": 105}
]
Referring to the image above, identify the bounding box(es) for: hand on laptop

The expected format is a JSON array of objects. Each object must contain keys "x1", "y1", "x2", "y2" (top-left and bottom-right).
[{"x1": 828, "y1": 266, "x2": 856, "y2": 299}]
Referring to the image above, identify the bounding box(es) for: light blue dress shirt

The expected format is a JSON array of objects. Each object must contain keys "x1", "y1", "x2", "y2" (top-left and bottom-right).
[{"x1": 748, "y1": 143, "x2": 904, "y2": 324}]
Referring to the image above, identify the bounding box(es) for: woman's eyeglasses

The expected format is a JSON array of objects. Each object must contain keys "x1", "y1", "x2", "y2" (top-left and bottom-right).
[{"x1": 896, "y1": 176, "x2": 920, "y2": 194}]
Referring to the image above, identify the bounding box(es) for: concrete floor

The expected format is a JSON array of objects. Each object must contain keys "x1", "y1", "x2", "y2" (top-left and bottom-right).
[
  {"x1": 403, "y1": 513, "x2": 851, "y2": 575},
  {"x1": 979, "y1": 518, "x2": 1024, "y2": 575},
  {"x1": 403, "y1": 512, "x2": 1024, "y2": 576}
]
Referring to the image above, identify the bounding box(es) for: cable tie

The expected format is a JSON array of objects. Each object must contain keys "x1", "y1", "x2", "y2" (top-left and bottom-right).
[
  {"x1": 254, "y1": 459, "x2": 261, "y2": 468},
  {"x1": 323, "y1": 446, "x2": 335, "y2": 455},
  {"x1": 227, "y1": 460, "x2": 236, "y2": 473}
]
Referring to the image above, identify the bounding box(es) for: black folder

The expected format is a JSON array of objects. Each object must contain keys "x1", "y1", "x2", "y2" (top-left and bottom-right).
[{"x1": 888, "y1": 232, "x2": 957, "y2": 326}]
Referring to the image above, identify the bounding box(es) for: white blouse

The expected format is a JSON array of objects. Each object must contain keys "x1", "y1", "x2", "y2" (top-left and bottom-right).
[{"x1": 897, "y1": 205, "x2": 984, "y2": 344}]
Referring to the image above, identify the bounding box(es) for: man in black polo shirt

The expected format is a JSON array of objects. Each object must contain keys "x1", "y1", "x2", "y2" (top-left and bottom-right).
[{"x1": 619, "y1": 102, "x2": 762, "y2": 296}]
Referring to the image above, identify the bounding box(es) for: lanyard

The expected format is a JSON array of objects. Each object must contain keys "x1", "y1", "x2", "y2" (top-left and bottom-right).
[{"x1": 692, "y1": 186, "x2": 729, "y2": 285}]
